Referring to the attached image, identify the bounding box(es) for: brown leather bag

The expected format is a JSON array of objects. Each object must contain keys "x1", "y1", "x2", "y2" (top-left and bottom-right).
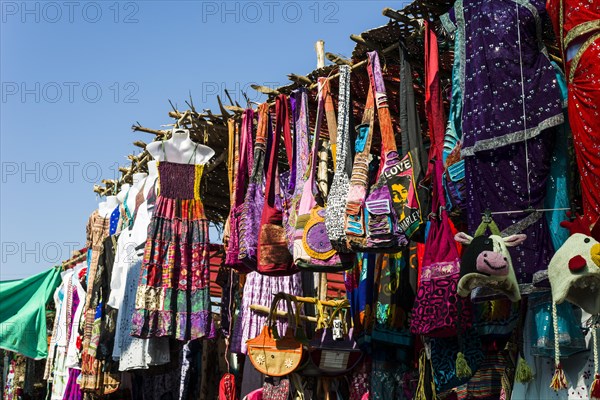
[{"x1": 246, "y1": 293, "x2": 304, "y2": 377}]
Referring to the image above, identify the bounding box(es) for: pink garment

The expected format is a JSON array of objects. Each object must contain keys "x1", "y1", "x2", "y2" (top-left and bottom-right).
[{"x1": 244, "y1": 388, "x2": 263, "y2": 400}]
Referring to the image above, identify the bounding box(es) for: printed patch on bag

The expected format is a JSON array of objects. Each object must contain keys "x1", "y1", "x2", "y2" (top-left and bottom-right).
[
  {"x1": 320, "y1": 350, "x2": 350, "y2": 370},
  {"x1": 383, "y1": 153, "x2": 422, "y2": 237}
]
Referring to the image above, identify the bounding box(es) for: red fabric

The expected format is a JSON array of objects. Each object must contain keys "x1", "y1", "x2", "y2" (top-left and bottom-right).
[
  {"x1": 567, "y1": 38, "x2": 600, "y2": 226},
  {"x1": 424, "y1": 21, "x2": 446, "y2": 179},
  {"x1": 546, "y1": 0, "x2": 600, "y2": 51}
]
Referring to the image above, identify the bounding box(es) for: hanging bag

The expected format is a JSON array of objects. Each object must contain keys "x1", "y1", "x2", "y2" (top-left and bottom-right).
[
  {"x1": 284, "y1": 89, "x2": 311, "y2": 254},
  {"x1": 308, "y1": 300, "x2": 363, "y2": 376},
  {"x1": 325, "y1": 65, "x2": 355, "y2": 252},
  {"x1": 293, "y1": 78, "x2": 355, "y2": 272},
  {"x1": 257, "y1": 95, "x2": 296, "y2": 276},
  {"x1": 246, "y1": 293, "x2": 304, "y2": 377},
  {"x1": 410, "y1": 160, "x2": 471, "y2": 337},
  {"x1": 226, "y1": 109, "x2": 256, "y2": 273},
  {"x1": 345, "y1": 50, "x2": 411, "y2": 252},
  {"x1": 239, "y1": 104, "x2": 269, "y2": 269}
]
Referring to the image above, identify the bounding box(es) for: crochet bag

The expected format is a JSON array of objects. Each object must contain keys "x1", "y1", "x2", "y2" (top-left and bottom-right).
[
  {"x1": 410, "y1": 159, "x2": 471, "y2": 337},
  {"x1": 345, "y1": 50, "x2": 410, "y2": 252},
  {"x1": 293, "y1": 78, "x2": 355, "y2": 272},
  {"x1": 226, "y1": 109, "x2": 256, "y2": 273},
  {"x1": 238, "y1": 104, "x2": 270, "y2": 269},
  {"x1": 257, "y1": 95, "x2": 296, "y2": 276},
  {"x1": 247, "y1": 293, "x2": 304, "y2": 377},
  {"x1": 262, "y1": 377, "x2": 290, "y2": 400}
]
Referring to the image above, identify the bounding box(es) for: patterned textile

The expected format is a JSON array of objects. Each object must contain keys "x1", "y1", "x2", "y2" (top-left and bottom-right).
[
  {"x1": 442, "y1": 0, "x2": 563, "y2": 286},
  {"x1": 371, "y1": 346, "x2": 415, "y2": 400},
  {"x1": 230, "y1": 271, "x2": 303, "y2": 354},
  {"x1": 349, "y1": 357, "x2": 372, "y2": 400},
  {"x1": 546, "y1": 0, "x2": 600, "y2": 227},
  {"x1": 132, "y1": 161, "x2": 213, "y2": 341},
  {"x1": 345, "y1": 253, "x2": 377, "y2": 343},
  {"x1": 62, "y1": 369, "x2": 83, "y2": 400},
  {"x1": 454, "y1": 352, "x2": 508, "y2": 400}
]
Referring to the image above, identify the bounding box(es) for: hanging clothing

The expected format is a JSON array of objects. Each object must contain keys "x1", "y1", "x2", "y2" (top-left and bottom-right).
[
  {"x1": 0, "y1": 267, "x2": 62, "y2": 360},
  {"x1": 546, "y1": 0, "x2": 600, "y2": 227},
  {"x1": 132, "y1": 146, "x2": 214, "y2": 341},
  {"x1": 441, "y1": 0, "x2": 564, "y2": 286}
]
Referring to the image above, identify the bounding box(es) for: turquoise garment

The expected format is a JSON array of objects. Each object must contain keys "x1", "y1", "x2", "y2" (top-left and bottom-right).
[
  {"x1": 442, "y1": 37, "x2": 463, "y2": 164},
  {"x1": 544, "y1": 63, "x2": 570, "y2": 250},
  {"x1": 0, "y1": 267, "x2": 62, "y2": 359}
]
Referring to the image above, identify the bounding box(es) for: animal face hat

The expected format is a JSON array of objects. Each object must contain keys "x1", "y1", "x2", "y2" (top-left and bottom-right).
[
  {"x1": 548, "y1": 215, "x2": 600, "y2": 315},
  {"x1": 454, "y1": 233, "x2": 525, "y2": 302}
]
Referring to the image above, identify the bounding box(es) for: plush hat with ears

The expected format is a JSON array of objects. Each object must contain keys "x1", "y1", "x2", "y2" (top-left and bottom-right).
[
  {"x1": 547, "y1": 214, "x2": 600, "y2": 395},
  {"x1": 454, "y1": 232, "x2": 525, "y2": 303}
]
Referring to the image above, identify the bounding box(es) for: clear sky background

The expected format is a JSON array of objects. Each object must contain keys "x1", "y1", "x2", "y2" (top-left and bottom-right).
[{"x1": 0, "y1": 0, "x2": 408, "y2": 280}]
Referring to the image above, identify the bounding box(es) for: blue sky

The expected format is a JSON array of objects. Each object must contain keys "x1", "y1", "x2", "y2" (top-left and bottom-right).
[{"x1": 0, "y1": 1, "x2": 404, "y2": 279}]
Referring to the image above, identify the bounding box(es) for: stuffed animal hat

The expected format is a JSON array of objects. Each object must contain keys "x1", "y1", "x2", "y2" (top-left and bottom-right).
[
  {"x1": 548, "y1": 215, "x2": 600, "y2": 315},
  {"x1": 454, "y1": 232, "x2": 524, "y2": 302}
]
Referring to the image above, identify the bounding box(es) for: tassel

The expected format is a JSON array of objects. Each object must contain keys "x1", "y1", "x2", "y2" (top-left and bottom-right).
[
  {"x1": 550, "y1": 363, "x2": 568, "y2": 391},
  {"x1": 590, "y1": 374, "x2": 600, "y2": 400},
  {"x1": 515, "y1": 357, "x2": 534, "y2": 383},
  {"x1": 414, "y1": 351, "x2": 427, "y2": 400},
  {"x1": 455, "y1": 352, "x2": 472, "y2": 379}
]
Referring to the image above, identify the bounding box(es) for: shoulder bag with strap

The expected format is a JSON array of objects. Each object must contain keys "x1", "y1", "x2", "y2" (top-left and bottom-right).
[
  {"x1": 410, "y1": 159, "x2": 472, "y2": 337},
  {"x1": 293, "y1": 78, "x2": 355, "y2": 272},
  {"x1": 238, "y1": 104, "x2": 268, "y2": 270},
  {"x1": 257, "y1": 95, "x2": 296, "y2": 276},
  {"x1": 226, "y1": 109, "x2": 255, "y2": 273},
  {"x1": 345, "y1": 50, "x2": 410, "y2": 252},
  {"x1": 325, "y1": 65, "x2": 355, "y2": 252}
]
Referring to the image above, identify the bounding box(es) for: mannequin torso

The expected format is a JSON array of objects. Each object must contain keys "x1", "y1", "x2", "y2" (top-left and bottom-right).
[
  {"x1": 146, "y1": 129, "x2": 215, "y2": 165},
  {"x1": 99, "y1": 196, "x2": 119, "y2": 218},
  {"x1": 145, "y1": 161, "x2": 159, "y2": 198}
]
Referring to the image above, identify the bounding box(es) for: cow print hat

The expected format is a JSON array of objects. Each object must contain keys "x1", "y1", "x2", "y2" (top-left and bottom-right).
[{"x1": 454, "y1": 218, "x2": 523, "y2": 303}]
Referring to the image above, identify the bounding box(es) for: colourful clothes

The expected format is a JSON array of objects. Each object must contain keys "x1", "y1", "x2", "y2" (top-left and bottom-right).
[
  {"x1": 132, "y1": 159, "x2": 213, "y2": 340},
  {"x1": 441, "y1": 0, "x2": 564, "y2": 286}
]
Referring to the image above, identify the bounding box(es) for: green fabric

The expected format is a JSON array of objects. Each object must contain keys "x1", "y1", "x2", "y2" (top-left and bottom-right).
[{"x1": 0, "y1": 267, "x2": 62, "y2": 359}]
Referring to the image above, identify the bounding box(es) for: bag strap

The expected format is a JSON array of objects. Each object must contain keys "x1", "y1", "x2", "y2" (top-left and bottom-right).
[
  {"x1": 348, "y1": 77, "x2": 375, "y2": 189},
  {"x1": 334, "y1": 65, "x2": 353, "y2": 177},
  {"x1": 323, "y1": 78, "x2": 338, "y2": 170},
  {"x1": 267, "y1": 293, "x2": 296, "y2": 338},
  {"x1": 474, "y1": 215, "x2": 501, "y2": 237},
  {"x1": 291, "y1": 88, "x2": 310, "y2": 193},
  {"x1": 248, "y1": 103, "x2": 269, "y2": 184},
  {"x1": 263, "y1": 95, "x2": 292, "y2": 212},
  {"x1": 367, "y1": 50, "x2": 399, "y2": 166},
  {"x1": 306, "y1": 78, "x2": 328, "y2": 194},
  {"x1": 231, "y1": 110, "x2": 255, "y2": 208},
  {"x1": 227, "y1": 118, "x2": 237, "y2": 204}
]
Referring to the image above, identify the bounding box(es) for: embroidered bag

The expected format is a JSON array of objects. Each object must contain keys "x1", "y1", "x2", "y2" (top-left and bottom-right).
[
  {"x1": 226, "y1": 109, "x2": 256, "y2": 273},
  {"x1": 247, "y1": 293, "x2": 304, "y2": 377},
  {"x1": 325, "y1": 65, "x2": 355, "y2": 252},
  {"x1": 410, "y1": 159, "x2": 472, "y2": 337},
  {"x1": 238, "y1": 104, "x2": 269, "y2": 269},
  {"x1": 257, "y1": 95, "x2": 296, "y2": 276},
  {"x1": 345, "y1": 50, "x2": 410, "y2": 251},
  {"x1": 293, "y1": 78, "x2": 355, "y2": 272}
]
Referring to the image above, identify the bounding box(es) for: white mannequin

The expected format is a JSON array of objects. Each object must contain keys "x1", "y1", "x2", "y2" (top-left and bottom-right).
[
  {"x1": 146, "y1": 128, "x2": 215, "y2": 165},
  {"x1": 99, "y1": 195, "x2": 119, "y2": 218},
  {"x1": 132, "y1": 172, "x2": 147, "y2": 187},
  {"x1": 145, "y1": 161, "x2": 159, "y2": 198},
  {"x1": 116, "y1": 184, "x2": 131, "y2": 204}
]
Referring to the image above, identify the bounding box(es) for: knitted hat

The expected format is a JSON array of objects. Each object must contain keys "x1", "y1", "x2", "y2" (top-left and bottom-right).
[
  {"x1": 548, "y1": 216, "x2": 600, "y2": 315},
  {"x1": 455, "y1": 229, "x2": 524, "y2": 303},
  {"x1": 547, "y1": 214, "x2": 600, "y2": 393}
]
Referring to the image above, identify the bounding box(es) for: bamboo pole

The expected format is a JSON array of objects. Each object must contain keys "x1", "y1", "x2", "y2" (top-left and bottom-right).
[{"x1": 249, "y1": 305, "x2": 318, "y2": 323}]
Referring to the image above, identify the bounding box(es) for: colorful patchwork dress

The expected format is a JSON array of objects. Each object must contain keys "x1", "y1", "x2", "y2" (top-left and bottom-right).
[{"x1": 131, "y1": 147, "x2": 214, "y2": 341}]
